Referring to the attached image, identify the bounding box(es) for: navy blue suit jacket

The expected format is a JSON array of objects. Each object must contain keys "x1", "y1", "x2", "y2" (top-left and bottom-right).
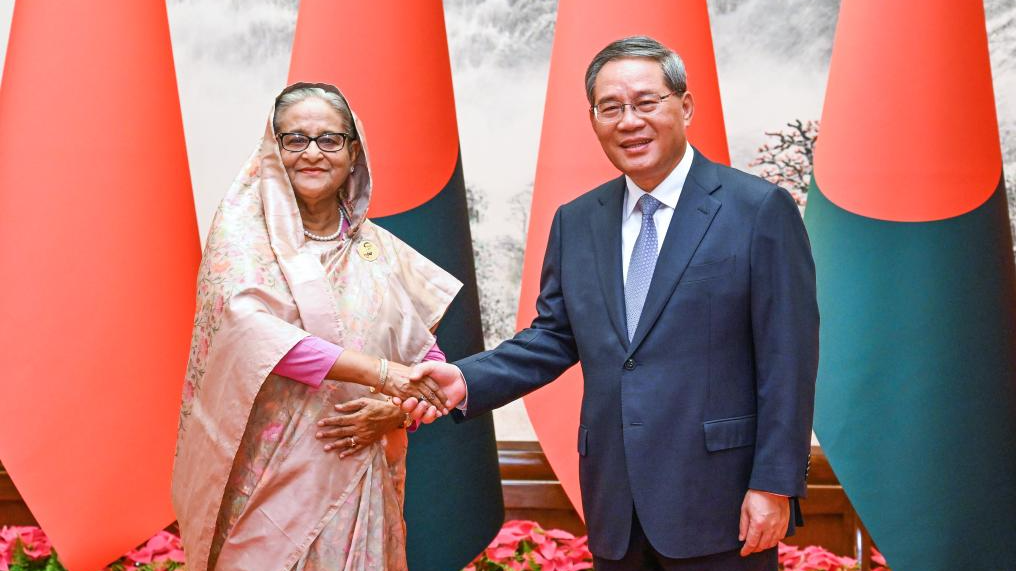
[{"x1": 455, "y1": 149, "x2": 818, "y2": 560}]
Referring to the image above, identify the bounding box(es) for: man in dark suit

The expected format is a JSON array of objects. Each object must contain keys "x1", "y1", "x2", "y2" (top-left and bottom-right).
[{"x1": 406, "y1": 36, "x2": 818, "y2": 570}]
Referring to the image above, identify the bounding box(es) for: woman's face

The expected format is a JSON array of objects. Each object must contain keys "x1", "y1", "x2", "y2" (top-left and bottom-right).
[{"x1": 275, "y1": 97, "x2": 360, "y2": 205}]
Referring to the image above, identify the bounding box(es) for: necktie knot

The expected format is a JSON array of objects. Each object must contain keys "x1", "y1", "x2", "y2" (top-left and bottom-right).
[{"x1": 638, "y1": 194, "x2": 662, "y2": 218}]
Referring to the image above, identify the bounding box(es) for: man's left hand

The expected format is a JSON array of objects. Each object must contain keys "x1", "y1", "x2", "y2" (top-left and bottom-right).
[{"x1": 738, "y1": 489, "x2": 790, "y2": 556}]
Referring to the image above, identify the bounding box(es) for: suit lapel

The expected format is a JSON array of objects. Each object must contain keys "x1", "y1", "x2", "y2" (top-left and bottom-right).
[
  {"x1": 627, "y1": 151, "x2": 722, "y2": 356},
  {"x1": 590, "y1": 176, "x2": 629, "y2": 349}
]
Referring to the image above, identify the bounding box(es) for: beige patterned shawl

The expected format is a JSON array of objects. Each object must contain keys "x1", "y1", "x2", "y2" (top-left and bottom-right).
[{"x1": 172, "y1": 83, "x2": 461, "y2": 571}]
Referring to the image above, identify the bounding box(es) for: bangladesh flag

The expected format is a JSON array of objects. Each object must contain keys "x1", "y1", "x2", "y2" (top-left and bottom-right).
[
  {"x1": 287, "y1": 2, "x2": 503, "y2": 569},
  {"x1": 806, "y1": 1, "x2": 1016, "y2": 569}
]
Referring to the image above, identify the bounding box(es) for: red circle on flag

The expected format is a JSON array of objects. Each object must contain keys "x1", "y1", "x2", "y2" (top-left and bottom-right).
[
  {"x1": 814, "y1": 0, "x2": 1001, "y2": 222},
  {"x1": 288, "y1": 1, "x2": 459, "y2": 217}
]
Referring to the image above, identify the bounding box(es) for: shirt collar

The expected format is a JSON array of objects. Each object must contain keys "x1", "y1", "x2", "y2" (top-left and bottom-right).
[{"x1": 624, "y1": 145, "x2": 694, "y2": 220}]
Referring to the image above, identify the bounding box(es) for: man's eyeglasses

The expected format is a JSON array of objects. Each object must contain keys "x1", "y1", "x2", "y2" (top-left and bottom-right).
[
  {"x1": 277, "y1": 132, "x2": 352, "y2": 153},
  {"x1": 591, "y1": 91, "x2": 683, "y2": 123}
]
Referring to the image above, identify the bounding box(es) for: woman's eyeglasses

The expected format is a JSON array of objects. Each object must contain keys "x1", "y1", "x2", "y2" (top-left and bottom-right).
[{"x1": 276, "y1": 132, "x2": 352, "y2": 153}]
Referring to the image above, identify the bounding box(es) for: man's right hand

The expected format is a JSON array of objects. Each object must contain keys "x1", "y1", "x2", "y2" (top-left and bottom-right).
[{"x1": 393, "y1": 362, "x2": 467, "y2": 422}]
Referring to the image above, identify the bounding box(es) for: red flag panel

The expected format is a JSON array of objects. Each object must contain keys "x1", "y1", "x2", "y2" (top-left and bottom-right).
[{"x1": 0, "y1": 2, "x2": 199, "y2": 570}]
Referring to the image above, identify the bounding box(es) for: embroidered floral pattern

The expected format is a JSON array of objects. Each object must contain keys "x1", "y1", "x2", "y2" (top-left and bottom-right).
[{"x1": 178, "y1": 152, "x2": 290, "y2": 430}]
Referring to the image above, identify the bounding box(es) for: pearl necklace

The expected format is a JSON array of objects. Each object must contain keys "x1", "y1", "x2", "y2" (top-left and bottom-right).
[{"x1": 303, "y1": 206, "x2": 345, "y2": 241}]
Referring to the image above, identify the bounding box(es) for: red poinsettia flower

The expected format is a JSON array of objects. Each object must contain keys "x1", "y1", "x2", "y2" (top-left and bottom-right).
[
  {"x1": 797, "y1": 545, "x2": 857, "y2": 570},
  {"x1": 471, "y1": 521, "x2": 595, "y2": 571},
  {"x1": 0, "y1": 527, "x2": 52, "y2": 560},
  {"x1": 124, "y1": 530, "x2": 186, "y2": 565}
]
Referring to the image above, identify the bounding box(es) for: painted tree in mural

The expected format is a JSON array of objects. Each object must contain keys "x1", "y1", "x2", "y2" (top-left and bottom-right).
[
  {"x1": 750, "y1": 119, "x2": 819, "y2": 208},
  {"x1": 466, "y1": 184, "x2": 532, "y2": 349}
]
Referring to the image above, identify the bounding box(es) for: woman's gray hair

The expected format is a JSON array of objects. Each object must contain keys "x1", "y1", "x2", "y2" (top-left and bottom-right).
[
  {"x1": 584, "y1": 36, "x2": 687, "y2": 105},
  {"x1": 273, "y1": 87, "x2": 358, "y2": 139}
]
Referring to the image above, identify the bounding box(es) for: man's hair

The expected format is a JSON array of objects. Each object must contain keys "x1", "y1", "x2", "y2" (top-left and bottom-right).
[
  {"x1": 584, "y1": 35, "x2": 688, "y2": 105},
  {"x1": 273, "y1": 86, "x2": 358, "y2": 139}
]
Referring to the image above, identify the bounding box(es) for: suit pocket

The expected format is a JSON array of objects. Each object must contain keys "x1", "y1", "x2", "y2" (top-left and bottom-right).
[
  {"x1": 577, "y1": 425, "x2": 589, "y2": 456},
  {"x1": 681, "y1": 255, "x2": 735, "y2": 284},
  {"x1": 703, "y1": 414, "x2": 756, "y2": 452}
]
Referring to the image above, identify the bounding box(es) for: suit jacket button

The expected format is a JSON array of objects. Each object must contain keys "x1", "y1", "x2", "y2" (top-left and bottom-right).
[{"x1": 623, "y1": 359, "x2": 636, "y2": 371}]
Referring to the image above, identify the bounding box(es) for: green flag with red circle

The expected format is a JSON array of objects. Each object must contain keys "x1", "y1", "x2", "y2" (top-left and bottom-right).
[{"x1": 806, "y1": 1, "x2": 1016, "y2": 568}]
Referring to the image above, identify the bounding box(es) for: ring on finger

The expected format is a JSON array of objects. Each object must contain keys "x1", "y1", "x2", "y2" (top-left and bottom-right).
[{"x1": 347, "y1": 436, "x2": 356, "y2": 449}]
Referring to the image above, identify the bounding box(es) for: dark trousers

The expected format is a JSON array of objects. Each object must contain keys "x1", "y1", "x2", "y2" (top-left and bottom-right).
[{"x1": 593, "y1": 510, "x2": 778, "y2": 571}]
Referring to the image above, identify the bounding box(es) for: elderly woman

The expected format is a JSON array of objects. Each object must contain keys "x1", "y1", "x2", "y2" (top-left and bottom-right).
[{"x1": 172, "y1": 82, "x2": 459, "y2": 571}]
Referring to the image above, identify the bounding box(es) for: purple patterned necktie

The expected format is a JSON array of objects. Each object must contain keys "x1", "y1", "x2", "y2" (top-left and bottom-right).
[{"x1": 625, "y1": 194, "x2": 663, "y2": 341}]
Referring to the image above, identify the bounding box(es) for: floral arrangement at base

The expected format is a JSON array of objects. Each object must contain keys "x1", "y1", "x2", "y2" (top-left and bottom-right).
[
  {"x1": 466, "y1": 520, "x2": 593, "y2": 571},
  {"x1": 0, "y1": 527, "x2": 185, "y2": 571},
  {"x1": 778, "y1": 542, "x2": 890, "y2": 571},
  {"x1": 468, "y1": 520, "x2": 892, "y2": 571}
]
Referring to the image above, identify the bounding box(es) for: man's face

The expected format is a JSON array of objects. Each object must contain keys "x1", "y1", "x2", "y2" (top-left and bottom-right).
[{"x1": 589, "y1": 57, "x2": 694, "y2": 190}]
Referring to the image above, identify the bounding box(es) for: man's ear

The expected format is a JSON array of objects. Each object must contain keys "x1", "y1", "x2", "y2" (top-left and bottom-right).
[{"x1": 682, "y1": 91, "x2": 695, "y2": 127}]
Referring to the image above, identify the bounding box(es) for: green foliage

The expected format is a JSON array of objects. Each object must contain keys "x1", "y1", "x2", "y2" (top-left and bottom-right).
[{"x1": 7, "y1": 541, "x2": 66, "y2": 571}]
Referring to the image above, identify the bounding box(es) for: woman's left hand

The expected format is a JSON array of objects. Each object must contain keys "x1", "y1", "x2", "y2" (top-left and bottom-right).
[{"x1": 316, "y1": 397, "x2": 405, "y2": 458}]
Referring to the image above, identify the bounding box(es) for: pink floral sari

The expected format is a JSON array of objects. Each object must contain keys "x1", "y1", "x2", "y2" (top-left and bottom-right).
[{"x1": 172, "y1": 83, "x2": 461, "y2": 571}]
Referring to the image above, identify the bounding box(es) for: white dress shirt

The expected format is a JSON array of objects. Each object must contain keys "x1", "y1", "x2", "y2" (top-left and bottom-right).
[
  {"x1": 621, "y1": 146, "x2": 694, "y2": 283},
  {"x1": 457, "y1": 146, "x2": 695, "y2": 412}
]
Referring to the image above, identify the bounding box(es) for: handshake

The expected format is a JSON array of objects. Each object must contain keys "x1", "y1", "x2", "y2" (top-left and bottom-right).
[{"x1": 391, "y1": 361, "x2": 467, "y2": 424}]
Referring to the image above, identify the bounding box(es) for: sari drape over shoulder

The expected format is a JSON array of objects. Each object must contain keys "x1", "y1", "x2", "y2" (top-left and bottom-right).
[{"x1": 172, "y1": 83, "x2": 461, "y2": 571}]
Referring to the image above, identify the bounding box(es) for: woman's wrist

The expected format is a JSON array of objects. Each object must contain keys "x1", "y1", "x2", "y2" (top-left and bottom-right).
[
  {"x1": 395, "y1": 411, "x2": 411, "y2": 431},
  {"x1": 382, "y1": 399, "x2": 408, "y2": 430},
  {"x1": 328, "y1": 350, "x2": 385, "y2": 388},
  {"x1": 369, "y1": 357, "x2": 389, "y2": 394},
  {"x1": 379, "y1": 397, "x2": 412, "y2": 430},
  {"x1": 353, "y1": 353, "x2": 380, "y2": 387}
]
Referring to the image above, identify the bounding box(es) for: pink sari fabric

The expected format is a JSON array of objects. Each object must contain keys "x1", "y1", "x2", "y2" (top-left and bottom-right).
[{"x1": 172, "y1": 83, "x2": 461, "y2": 571}]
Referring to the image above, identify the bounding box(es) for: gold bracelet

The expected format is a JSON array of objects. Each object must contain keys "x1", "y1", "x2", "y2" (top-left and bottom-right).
[{"x1": 369, "y1": 357, "x2": 389, "y2": 394}]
